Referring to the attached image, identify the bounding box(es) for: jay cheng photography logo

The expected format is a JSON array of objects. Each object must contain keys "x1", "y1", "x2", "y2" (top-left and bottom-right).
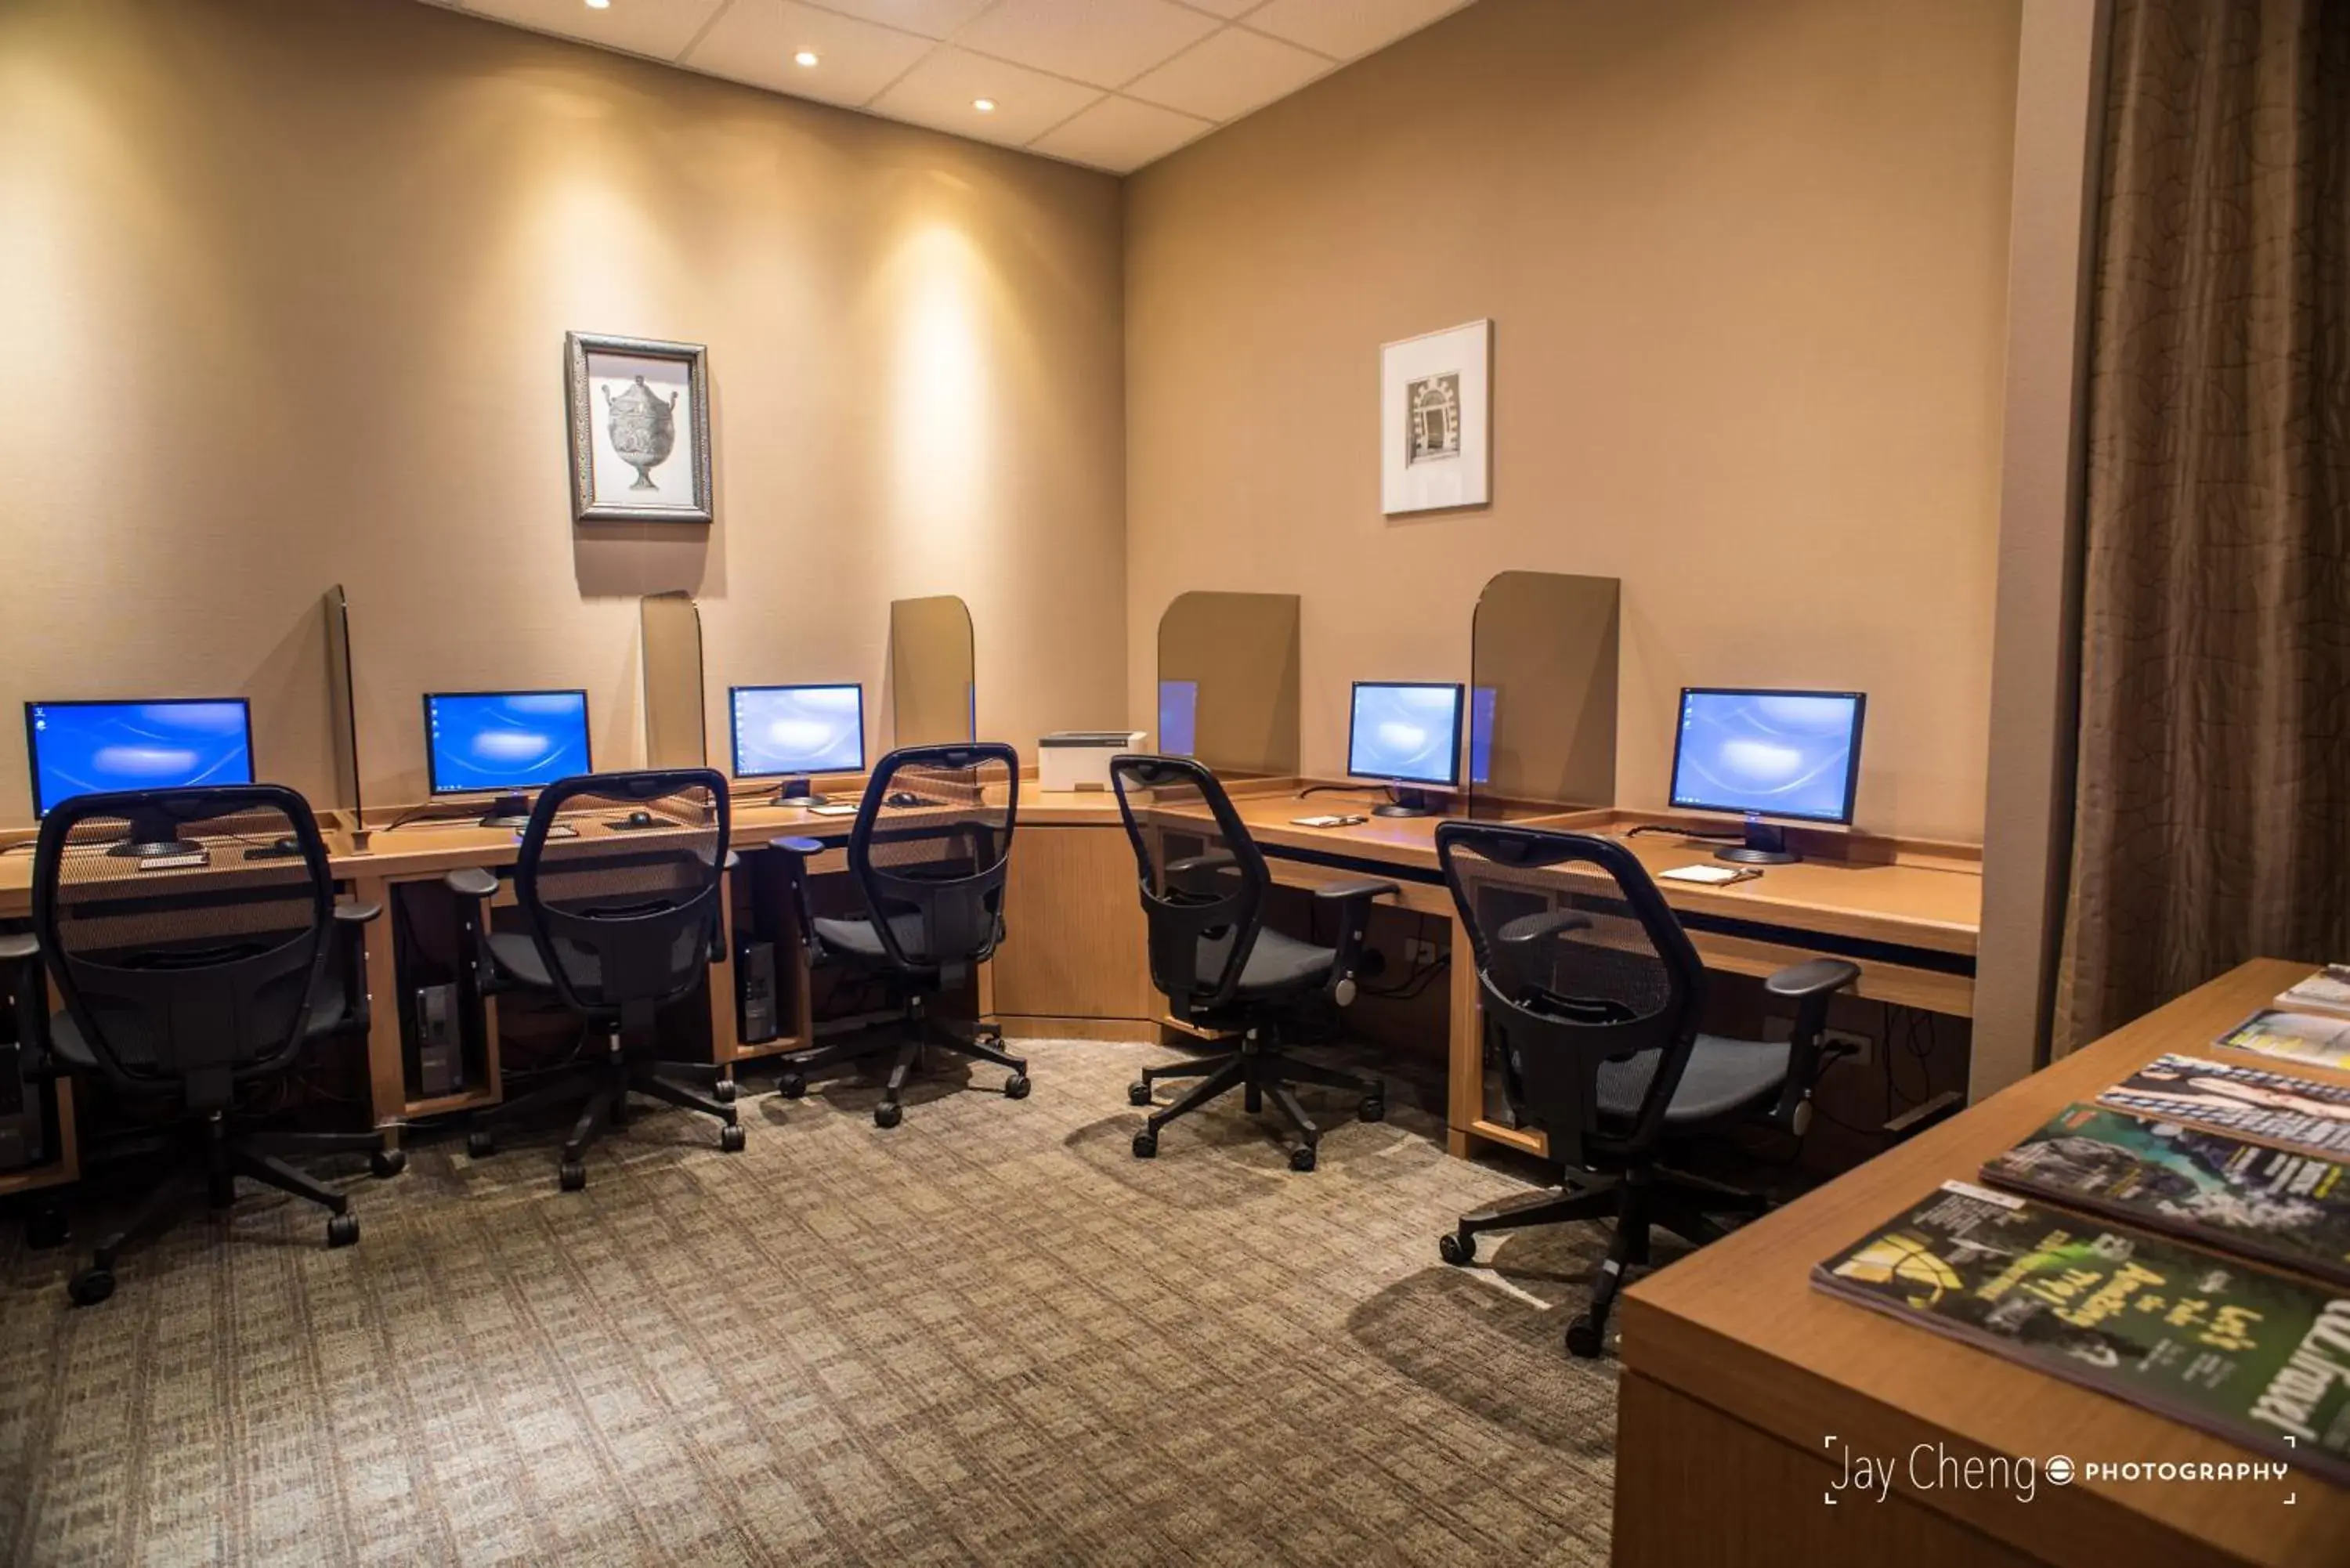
[{"x1": 1820, "y1": 1437, "x2": 2301, "y2": 1507}]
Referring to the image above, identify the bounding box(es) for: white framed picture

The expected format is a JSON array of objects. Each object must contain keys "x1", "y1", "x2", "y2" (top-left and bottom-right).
[
  {"x1": 1380, "y1": 319, "x2": 1491, "y2": 515},
  {"x1": 566, "y1": 331, "x2": 713, "y2": 523}
]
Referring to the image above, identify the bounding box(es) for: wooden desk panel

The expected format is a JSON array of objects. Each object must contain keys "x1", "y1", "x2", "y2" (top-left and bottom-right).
[{"x1": 1616, "y1": 958, "x2": 2345, "y2": 1568}]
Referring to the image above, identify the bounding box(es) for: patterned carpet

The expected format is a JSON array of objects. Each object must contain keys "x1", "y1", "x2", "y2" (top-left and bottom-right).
[{"x1": 0, "y1": 1037, "x2": 1625, "y2": 1566}]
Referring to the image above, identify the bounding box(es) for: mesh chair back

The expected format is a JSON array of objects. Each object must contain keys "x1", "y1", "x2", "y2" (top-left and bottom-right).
[
  {"x1": 1107, "y1": 755, "x2": 1270, "y2": 1013},
  {"x1": 844, "y1": 744, "x2": 1016, "y2": 973},
  {"x1": 513, "y1": 770, "x2": 729, "y2": 1023},
  {"x1": 31, "y1": 786, "x2": 334, "y2": 1107},
  {"x1": 1435, "y1": 822, "x2": 1705, "y2": 1165}
]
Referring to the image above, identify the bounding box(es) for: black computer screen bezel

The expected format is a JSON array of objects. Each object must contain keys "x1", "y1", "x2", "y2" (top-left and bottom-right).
[
  {"x1": 23, "y1": 696, "x2": 257, "y2": 820},
  {"x1": 1667, "y1": 686, "x2": 1867, "y2": 826},
  {"x1": 725, "y1": 683, "x2": 866, "y2": 781},
  {"x1": 1345, "y1": 680, "x2": 1467, "y2": 790},
  {"x1": 421, "y1": 688, "x2": 593, "y2": 798}
]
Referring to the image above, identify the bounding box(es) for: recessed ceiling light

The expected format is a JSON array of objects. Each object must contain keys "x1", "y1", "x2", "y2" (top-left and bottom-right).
[
  {"x1": 973, "y1": 97, "x2": 996, "y2": 113},
  {"x1": 584, "y1": 0, "x2": 609, "y2": 9},
  {"x1": 794, "y1": 50, "x2": 819, "y2": 67}
]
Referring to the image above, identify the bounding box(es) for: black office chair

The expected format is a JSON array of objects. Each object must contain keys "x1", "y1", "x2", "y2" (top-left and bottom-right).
[
  {"x1": 1108, "y1": 755, "x2": 1396, "y2": 1172},
  {"x1": 1431, "y1": 822, "x2": 1858, "y2": 1356},
  {"x1": 3, "y1": 786, "x2": 392, "y2": 1307},
  {"x1": 449, "y1": 769, "x2": 744, "y2": 1190},
  {"x1": 768, "y1": 742, "x2": 1029, "y2": 1129}
]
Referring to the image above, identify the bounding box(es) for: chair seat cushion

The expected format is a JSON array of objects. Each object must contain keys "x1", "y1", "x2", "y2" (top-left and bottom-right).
[
  {"x1": 1596, "y1": 1033, "x2": 1790, "y2": 1123},
  {"x1": 812, "y1": 912, "x2": 934, "y2": 966},
  {"x1": 1195, "y1": 925, "x2": 1336, "y2": 996},
  {"x1": 49, "y1": 973, "x2": 352, "y2": 1077}
]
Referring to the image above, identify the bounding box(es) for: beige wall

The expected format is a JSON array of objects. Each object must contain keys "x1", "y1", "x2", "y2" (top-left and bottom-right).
[
  {"x1": 1124, "y1": 0, "x2": 2021, "y2": 843},
  {"x1": 0, "y1": 0, "x2": 1126, "y2": 818}
]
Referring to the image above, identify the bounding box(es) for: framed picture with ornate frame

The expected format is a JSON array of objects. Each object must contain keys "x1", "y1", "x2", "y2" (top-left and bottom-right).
[
  {"x1": 1380, "y1": 318, "x2": 1491, "y2": 516},
  {"x1": 565, "y1": 331, "x2": 714, "y2": 523}
]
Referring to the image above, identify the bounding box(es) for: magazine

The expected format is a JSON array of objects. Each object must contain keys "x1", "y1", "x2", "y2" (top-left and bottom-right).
[
  {"x1": 2217, "y1": 1009, "x2": 2350, "y2": 1073},
  {"x1": 2097, "y1": 1053, "x2": 2350, "y2": 1161},
  {"x1": 1814, "y1": 1181, "x2": 2350, "y2": 1483},
  {"x1": 2278, "y1": 966, "x2": 2350, "y2": 1019},
  {"x1": 1983, "y1": 1104, "x2": 2350, "y2": 1288}
]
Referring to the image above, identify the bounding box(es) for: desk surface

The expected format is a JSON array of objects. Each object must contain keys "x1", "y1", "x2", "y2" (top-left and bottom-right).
[{"x1": 1622, "y1": 957, "x2": 2345, "y2": 1566}]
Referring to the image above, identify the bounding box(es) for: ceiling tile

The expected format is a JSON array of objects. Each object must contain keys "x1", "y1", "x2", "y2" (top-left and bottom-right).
[
  {"x1": 792, "y1": 0, "x2": 994, "y2": 40},
  {"x1": 1125, "y1": 25, "x2": 1328, "y2": 122},
  {"x1": 954, "y1": 0, "x2": 1219, "y2": 91},
  {"x1": 1239, "y1": 0, "x2": 1470, "y2": 60},
  {"x1": 684, "y1": 0, "x2": 931, "y2": 105},
  {"x1": 460, "y1": 0, "x2": 726, "y2": 62},
  {"x1": 866, "y1": 45, "x2": 1104, "y2": 148},
  {"x1": 1168, "y1": 0, "x2": 1264, "y2": 16},
  {"x1": 1029, "y1": 95, "x2": 1212, "y2": 172}
]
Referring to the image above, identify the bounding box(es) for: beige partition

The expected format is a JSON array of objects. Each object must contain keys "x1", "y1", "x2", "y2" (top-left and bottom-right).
[
  {"x1": 1469, "y1": 571, "x2": 1619, "y2": 810},
  {"x1": 1156, "y1": 591, "x2": 1300, "y2": 776},
  {"x1": 324, "y1": 584, "x2": 363, "y2": 822},
  {"x1": 890, "y1": 595, "x2": 976, "y2": 748},
  {"x1": 640, "y1": 593, "x2": 707, "y2": 770}
]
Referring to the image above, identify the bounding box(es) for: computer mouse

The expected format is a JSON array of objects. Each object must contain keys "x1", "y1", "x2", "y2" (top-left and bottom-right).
[
  {"x1": 626, "y1": 810, "x2": 656, "y2": 829},
  {"x1": 885, "y1": 791, "x2": 925, "y2": 808}
]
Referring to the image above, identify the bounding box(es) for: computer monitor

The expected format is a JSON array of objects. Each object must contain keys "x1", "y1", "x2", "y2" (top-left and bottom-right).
[
  {"x1": 1467, "y1": 685, "x2": 1498, "y2": 789},
  {"x1": 424, "y1": 689, "x2": 592, "y2": 827},
  {"x1": 729, "y1": 684, "x2": 865, "y2": 805},
  {"x1": 1157, "y1": 680, "x2": 1198, "y2": 759},
  {"x1": 1668, "y1": 688, "x2": 1866, "y2": 864},
  {"x1": 24, "y1": 698, "x2": 257, "y2": 857},
  {"x1": 1346, "y1": 681, "x2": 1465, "y2": 818}
]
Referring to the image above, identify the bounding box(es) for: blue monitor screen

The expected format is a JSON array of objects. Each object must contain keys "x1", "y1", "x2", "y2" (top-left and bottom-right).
[
  {"x1": 1669, "y1": 688, "x2": 1866, "y2": 824},
  {"x1": 1347, "y1": 682, "x2": 1464, "y2": 788},
  {"x1": 1158, "y1": 680, "x2": 1198, "y2": 758},
  {"x1": 425, "y1": 690, "x2": 591, "y2": 797},
  {"x1": 25, "y1": 699, "x2": 255, "y2": 818},
  {"x1": 730, "y1": 685, "x2": 865, "y2": 778},
  {"x1": 1468, "y1": 685, "x2": 1498, "y2": 787}
]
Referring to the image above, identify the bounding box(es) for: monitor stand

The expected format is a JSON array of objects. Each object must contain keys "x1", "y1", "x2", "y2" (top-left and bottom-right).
[
  {"x1": 478, "y1": 793, "x2": 533, "y2": 830},
  {"x1": 106, "y1": 806, "x2": 203, "y2": 860},
  {"x1": 774, "y1": 778, "x2": 830, "y2": 808},
  {"x1": 1372, "y1": 787, "x2": 1437, "y2": 819},
  {"x1": 1716, "y1": 814, "x2": 1799, "y2": 865}
]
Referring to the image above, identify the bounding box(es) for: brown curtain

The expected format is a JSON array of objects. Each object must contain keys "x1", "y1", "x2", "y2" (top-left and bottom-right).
[{"x1": 2057, "y1": 0, "x2": 2350, "y2": 1052}]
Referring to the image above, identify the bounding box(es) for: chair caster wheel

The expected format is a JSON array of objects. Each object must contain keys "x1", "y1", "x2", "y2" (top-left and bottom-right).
[
  {"x1": 874, "y1": 1103, "x2": 902, "y2": 1129},
  {"x1": 1128, "y1": 1081, "x2": 1153, "y2": 1107},
  {"x1": 777, "y1": 1073, "x2": 807, "y2": 1100},
  {"x1": 1565, "y1": 1316, "x2": 1606, "y2": 1359},
  {"x1": 1003, "y1": 1073, "x2": 1030, "y2": 1100},
  {"x1": 1359, "y1": 1097, "x2": 1385, "y2": 1123},
  {"x1": 1438, "y1": 1232, "x2": 1474, "y2": 1266},
  {"x1": 327, "y1": 1212, "x2": 360, "y2": 1248},
  {"x1": 1132, "y1": 1129, "x2": 1158, "y2": 1159},
  {"x1": 714, "y1": 1080, "x2": 739, "y2": 1105},
  {"x1": 559, "y1": 1160, "x2": 588, "y2": 1192},
  {"x1": 466, "y1": 1130, "x2": 495, "y2": 1159},
  {"x1": 1289, "y1": 1145, "x2": 1317, "y2": 1173},
  {"x1": 26, "y1": 1204, "x2": 69, "y2": 1251},
  {"x1": 67, "y1": 1267, "x2": 115, "y2": 1308},
  {"x1": 720, "y1": 1123, "x2": 746, "y2": 1153},
  {"x1": 370, "y1": 1148, "x2": 407, "y2": 1180}
]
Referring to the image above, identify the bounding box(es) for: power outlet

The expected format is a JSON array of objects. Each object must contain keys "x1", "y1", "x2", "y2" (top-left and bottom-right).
[
  {"x1": 1401, "y1": 936, "x2": 1444, "y2": 966},
  {"x1": 1821, "y1": 1027, "x2": 1874, "y2": 1067}
]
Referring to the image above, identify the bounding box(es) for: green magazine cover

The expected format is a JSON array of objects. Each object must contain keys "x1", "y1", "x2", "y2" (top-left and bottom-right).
[
  {"x1": 1983, "y1": 1104, "x2": 2350, "y2": 1288},
  {"x1": 1813, "y1": 1182, "x2": 2350, "y2": 1484},
  {"x1": 2097, "y1": 1053, "x2": 2350, "y2": 1161}
]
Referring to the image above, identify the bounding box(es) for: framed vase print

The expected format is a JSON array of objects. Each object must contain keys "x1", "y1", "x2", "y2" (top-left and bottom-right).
[
  {"x1": 1380, "y1": 319, "x2": 1491, "y2": 516},
  {"x1": 566, "y1": 331, "x2": 714, "y2": 523}
]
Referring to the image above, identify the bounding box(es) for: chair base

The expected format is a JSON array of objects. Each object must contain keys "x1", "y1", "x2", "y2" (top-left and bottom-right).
[
  {"x1": 769, "y1": 1002, "x2": 1028, "y2": 1129},
  {"x1": 1129, "y1": 1030, "x2": 1384, "y2": 1172},
  {"x1": 66, "y1": 1115, "x2": 375, "y2": 1308},
  {"x1": 1437, "y1": 1164, "x2": 1768, "y2": 1356},
  {"x1": 468, "y1": 1043, "x2": 743, "y2": 1189}
]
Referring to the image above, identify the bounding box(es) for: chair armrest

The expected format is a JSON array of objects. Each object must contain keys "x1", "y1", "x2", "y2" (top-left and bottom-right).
[
  {"x1": 1496, "y1": 909, "x2": 1592, "y2": 950},
  {"x1": 444, "y1": 866, "x2": 497, "y2": 900},
  {"x1": 1166, "y1": 852, "x2": 1236, "y2": 878},
  {"x1": 0, "y1": 933, "x2": 38, "y2": 963},
  {"x1": 1766, "y1": 957, "x2": 1862, "y2": 1000},
  {"x1": 768, "y1": 839, "x2": 824, "y2": 961},
  {"x1": 772, "y1": 836, "x2": 825, "y2": 857},
  {"x1": 1313, "y1": 877, "x2": 1399, "y2": 905},
  {"x1": 333, "y1": 898, "x2": 382, "y2": 924}
]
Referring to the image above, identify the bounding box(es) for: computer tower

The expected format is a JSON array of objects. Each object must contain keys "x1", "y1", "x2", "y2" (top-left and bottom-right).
[
  {"x1": 0, "y1": 1039, "x2": 47, "y2": 1172},
  {"x1": 739, "y1": 941, "x2": 779, "y2": 1044},
  {"x1": 412, "y1": 983, "x2": 465, "y2": 1097}
]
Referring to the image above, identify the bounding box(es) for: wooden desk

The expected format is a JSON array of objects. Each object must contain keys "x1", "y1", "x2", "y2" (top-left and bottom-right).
[
  {"x1": 1145, "y1": 784, "x2": 1981, "y2": 1161},
  {"x1": 1614, "y1": 958, "x2": 2343, "y2": 1568}
]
